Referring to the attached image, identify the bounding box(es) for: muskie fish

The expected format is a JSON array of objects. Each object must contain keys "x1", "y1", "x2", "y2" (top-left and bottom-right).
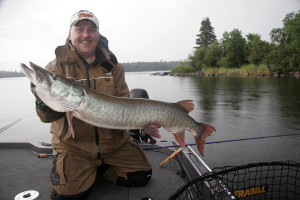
[{"x1": 21, "y1": 62, "x2": 216, "y2": 157}]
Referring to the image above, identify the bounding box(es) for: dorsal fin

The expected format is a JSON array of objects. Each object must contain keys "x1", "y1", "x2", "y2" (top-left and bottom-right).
[{"x1": 176, "y1": 100, "x2": 194, "y2": 113}]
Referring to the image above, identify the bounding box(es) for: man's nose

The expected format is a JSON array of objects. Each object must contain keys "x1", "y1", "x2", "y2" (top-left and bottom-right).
[{"x1": 82, "y1": 29, "x2": 89, "y2": 37}]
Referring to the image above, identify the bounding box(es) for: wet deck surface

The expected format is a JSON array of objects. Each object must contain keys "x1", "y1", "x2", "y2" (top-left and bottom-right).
[
  {"x1": 0, "y1": 148, "x2": 185, "y2": 200},
  {"x1": 0, "y1": 149, "x2": 52, "y2": 200}
]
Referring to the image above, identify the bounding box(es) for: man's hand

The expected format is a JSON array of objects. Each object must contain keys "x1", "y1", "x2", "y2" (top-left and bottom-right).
[{"x1": 30, "y1": 83, "x2": 52, "y2": 111}]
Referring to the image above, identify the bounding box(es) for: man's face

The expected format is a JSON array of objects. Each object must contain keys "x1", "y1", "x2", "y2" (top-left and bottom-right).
[{"x1": 69, "y1": 20, "x2": 100, "y2": 58}]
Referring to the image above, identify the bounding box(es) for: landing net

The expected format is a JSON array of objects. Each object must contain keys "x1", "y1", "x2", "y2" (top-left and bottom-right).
[{"x1": 169, "y1": 161, "x2": 300, "y2": 200}]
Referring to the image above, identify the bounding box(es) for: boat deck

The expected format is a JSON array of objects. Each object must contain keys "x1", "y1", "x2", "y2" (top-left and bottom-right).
[{"x1": 0, "y1": 144, "x2": 186, "y2": 200}]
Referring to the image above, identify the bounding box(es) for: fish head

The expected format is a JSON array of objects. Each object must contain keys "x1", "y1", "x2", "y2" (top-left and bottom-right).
[
  {"x1": 20, "y1": 62, "x2": 57, "y2": 90},
  {"x1": 21, "y1": 62, "x2": 84, "y2": 112}
]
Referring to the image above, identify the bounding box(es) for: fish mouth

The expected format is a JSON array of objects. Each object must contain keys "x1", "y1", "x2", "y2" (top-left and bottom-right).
[
  {"x1": 29, "y1": 62, "x2": 50, "y2": 84},
  {"x1": 20, "y1": 62, "x2": 54, "y2": 86},
  {"x1": 20, "y1": 63, "x2": 36, "y2": 85}
]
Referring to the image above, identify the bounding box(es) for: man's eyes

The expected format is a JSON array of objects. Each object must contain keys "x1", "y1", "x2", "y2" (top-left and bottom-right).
[
  {"x1": 75, "y1": 28, "x2": 96, "y2": 33},
  {"x1": 88, "y1": 28, "x2": 97, "y2": 32}
]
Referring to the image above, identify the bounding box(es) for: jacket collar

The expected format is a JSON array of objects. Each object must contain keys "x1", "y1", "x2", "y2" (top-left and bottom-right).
[{"x1": 56, "y1": 35, "x2": 117, "y2": 72}]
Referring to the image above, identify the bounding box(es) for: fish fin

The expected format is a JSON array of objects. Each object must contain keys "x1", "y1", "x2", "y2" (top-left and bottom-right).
[
  {"x1": 143, "y1": 124, "x2": 162, "y2": 138},
  {"x1": 66, "y1": 111, "x2": 75, "y2": 138},
  {"x1": 195, "y1": 123, "x2": 216, "y2": 157},
  {"x1": 176, "y1": 100, "x2": 194, "y2": 113},
  {"x1": 172, "y1": 131, "x2": 186, "y2": 148}
]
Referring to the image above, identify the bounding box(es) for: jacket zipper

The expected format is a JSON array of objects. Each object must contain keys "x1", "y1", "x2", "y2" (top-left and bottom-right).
[
  {"x1": 60, "y1": 116, "x2": 68, "y2": 139},
  {"x1": 84, "y1": 63, "x2": 101, "y2": 160}
]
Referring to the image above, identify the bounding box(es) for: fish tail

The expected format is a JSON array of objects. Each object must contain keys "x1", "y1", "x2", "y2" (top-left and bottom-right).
[{"x1": 194, "y1": 123, "x2": 216, "y2": 157}]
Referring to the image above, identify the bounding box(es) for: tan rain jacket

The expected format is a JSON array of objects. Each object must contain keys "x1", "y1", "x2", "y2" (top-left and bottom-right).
[{"x1": 36, "y1": 41, "x2": 131, "y2": 159}]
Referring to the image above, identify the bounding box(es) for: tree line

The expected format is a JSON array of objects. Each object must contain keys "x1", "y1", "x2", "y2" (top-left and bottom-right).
[
  {"x1": 122, "y1": 61, "x2": 179, "y2": 72},
  {"x1": 0, "y1": 61, "x2": 177, "y2": 78},
  {"x1": 172, "y1": 10, "x2": 300, "y2": 74},
  {"x1": 0, "y1": 71, "x2": 25, "y2": 78}
]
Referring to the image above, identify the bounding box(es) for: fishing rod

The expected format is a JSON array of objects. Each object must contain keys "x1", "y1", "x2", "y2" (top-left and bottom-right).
[
  {"x1": 36, "y1": 133, "x2": 300, "y2": 157},
  {"x1": 0, "y1": 119, "x2": 22, "y2": 133},
  {"x1": 142, "y1": 133, "x2": 300, "y2": 150}
]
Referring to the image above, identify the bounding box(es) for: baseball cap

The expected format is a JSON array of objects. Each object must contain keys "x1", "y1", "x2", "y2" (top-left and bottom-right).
[{"x1": 69, "y1": 10, "x2": 99, "y2": 28}]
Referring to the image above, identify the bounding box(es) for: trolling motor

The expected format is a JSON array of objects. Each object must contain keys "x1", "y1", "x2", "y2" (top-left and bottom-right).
[{"x1": 129, "y1": 89, "x2": 156, "y2": 144}]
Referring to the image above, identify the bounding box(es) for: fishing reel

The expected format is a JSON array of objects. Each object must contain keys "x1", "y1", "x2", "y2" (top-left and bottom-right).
[{"x1": 129, "y1": 129, "x2": 156, "y2": 144}]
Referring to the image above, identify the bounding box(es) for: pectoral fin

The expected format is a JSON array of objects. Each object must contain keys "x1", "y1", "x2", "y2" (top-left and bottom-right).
[
  {"x1": 143, "y1": 124, "x2": 162, "y2": 138},
  {"x1": 173, "y1": 131, "x2": 186, "y2": 148},
  {"x1": 66, "y1": 111, "x2": 75, "y2": 138}
]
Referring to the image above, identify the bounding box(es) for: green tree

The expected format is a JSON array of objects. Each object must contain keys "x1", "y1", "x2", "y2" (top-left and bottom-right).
[
  {"x1": 270, "y1": 10, "x2": 300, "y2": 71},
  {"x1": 284, "y1": 11, "x2": 300, "y2": 70},
  {"x1": 246, "y1": 33, "x2": 268, "y2": 65},
  {"x1": 188, "y1": 41, "x2": 223, "y2": 70},
  {"x1": 171, "y1": 61, "x2": 194, "y2": 74},
  {"x1": 270, "y1": 28, "x2": 286, "y2": 45},
  {"x1": 195, "y1": 17, "x2": 217, "y2": 47},
  {"x1": 203, "y1": 41, "x2": 223, "y2": 68},
  {"x1": 221, "y1": 29, "x2": 247, "y2": 68},
  {"x1": 189, "y1": 46, "x2": 208, "y2": 71}
]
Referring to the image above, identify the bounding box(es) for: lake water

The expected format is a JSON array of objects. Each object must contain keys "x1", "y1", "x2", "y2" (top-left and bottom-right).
[{"x1": 0, "y1": 73, "x2": 300, "y2": 167}]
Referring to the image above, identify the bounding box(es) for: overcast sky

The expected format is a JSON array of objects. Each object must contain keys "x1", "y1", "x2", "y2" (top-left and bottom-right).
[{"x1": 0, "y1": 0, "x2": 299, "y2": 71}]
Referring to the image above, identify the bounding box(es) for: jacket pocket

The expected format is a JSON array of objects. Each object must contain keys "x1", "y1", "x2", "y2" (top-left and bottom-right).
[{"x1": 50, "y1": 149, "x2": 67, "y2": 185}]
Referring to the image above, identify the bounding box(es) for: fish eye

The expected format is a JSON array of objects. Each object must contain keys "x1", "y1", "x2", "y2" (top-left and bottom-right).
[{"x1": 53, "y1": 74, "x2": 58, "y2": 80}]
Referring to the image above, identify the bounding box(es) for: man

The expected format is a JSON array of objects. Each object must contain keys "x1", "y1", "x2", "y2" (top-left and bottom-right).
[{"x1": 32, "y1": 10, "x2": 152, "y2": 200}]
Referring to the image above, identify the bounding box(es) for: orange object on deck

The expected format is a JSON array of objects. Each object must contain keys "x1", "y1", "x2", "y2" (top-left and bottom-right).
[{"x1": 160, "y1": 148, "x2": 183, "y2": 167}]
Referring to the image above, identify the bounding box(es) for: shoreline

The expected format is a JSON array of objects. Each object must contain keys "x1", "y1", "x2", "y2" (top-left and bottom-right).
[
  {"x1": 1, "y1": 71, "x2": 300, "y2": 78},
  {"x1": 172, "y1": 71, "x2": 300, "y2": 78}
]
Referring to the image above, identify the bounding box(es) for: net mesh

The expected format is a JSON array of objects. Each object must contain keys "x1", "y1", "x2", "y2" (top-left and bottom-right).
[{"x1": 169, "y1": 161, "x2": 300, "y2": 200}]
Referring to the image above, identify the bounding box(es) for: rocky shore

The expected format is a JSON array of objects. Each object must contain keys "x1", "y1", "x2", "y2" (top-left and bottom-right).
[{"x1": 172, "y1": 71, "x2": 300, "y2": 78}]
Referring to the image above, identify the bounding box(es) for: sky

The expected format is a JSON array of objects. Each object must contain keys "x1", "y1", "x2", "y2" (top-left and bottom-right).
[{"x1": 0, "y1": 0, "x2": 299, "y2": 71}]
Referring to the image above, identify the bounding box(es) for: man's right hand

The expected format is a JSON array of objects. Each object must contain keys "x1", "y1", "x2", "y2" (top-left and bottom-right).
[{"x1": 30, "y1": 83, "x2": 52, "y2": 112}]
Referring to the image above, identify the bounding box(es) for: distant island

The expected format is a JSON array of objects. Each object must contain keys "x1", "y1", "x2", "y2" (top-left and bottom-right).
[
  {"x1": 0, "y1": 61, "x2": 178, "y2": 78},
  {"x1": 0, "y1": 71, "x2": 25, "y2": 78},
  {"x1": 122, "y1": 61, "x2": 179, "y2": 72}
]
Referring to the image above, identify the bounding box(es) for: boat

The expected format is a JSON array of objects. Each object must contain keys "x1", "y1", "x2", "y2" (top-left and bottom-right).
[
  {"x1": 0, "y1": 140, "x2": 220, "y2": 200},
  {"x1": 1, "y1": 140, "x2": 300, "y2": 200}
]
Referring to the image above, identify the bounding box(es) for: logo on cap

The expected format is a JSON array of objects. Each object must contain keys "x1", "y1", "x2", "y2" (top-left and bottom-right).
[
  {"x1": 70, "y1": 10, "x2": 99, "y2": 28},
  {"x1": 78, "y1": 12, "x2": 93, "y2": 19}
]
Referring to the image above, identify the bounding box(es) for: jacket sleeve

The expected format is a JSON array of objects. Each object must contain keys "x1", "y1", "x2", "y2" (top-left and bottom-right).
[
  {"x1": 35, "y1": 59, "x2": 65, "y2": 123},
  {"x1": 113, "y1": 63, "x2": 130, "y2": 98}
]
